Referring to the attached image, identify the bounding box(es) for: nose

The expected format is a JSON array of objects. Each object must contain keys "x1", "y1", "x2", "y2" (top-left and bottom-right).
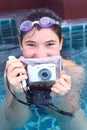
[{"x1": 36, "y1": 47, "x2": 47, "y2": 58}]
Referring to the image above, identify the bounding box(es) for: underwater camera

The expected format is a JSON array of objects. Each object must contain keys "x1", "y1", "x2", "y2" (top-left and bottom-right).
[
  {"x1": 21, "y1": 55, "x2": 62, "y2": 87},
  {"x1": 27, "y1": 63, "x2": 56, "y2": 83}
]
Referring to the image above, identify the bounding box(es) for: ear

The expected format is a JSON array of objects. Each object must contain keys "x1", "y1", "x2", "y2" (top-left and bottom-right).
[
  {"x1": 59, "y1": 35, "x2": 64, "y2": 51},
  {"x1": 18, "y1": 36, "x2": 23, "y2": 51}
]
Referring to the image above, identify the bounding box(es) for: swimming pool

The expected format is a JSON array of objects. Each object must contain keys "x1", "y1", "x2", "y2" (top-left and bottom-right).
[
  {"x1": 0, "y1": 18, "x2": 87, "y2": 130},
  {"x1": 0, "y1": 44, "x2": 87, "y2": 130}
]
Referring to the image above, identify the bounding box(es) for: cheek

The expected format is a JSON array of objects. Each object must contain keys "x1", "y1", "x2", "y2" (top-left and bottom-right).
[
  {"x1": 49, "y1": 46, "x2": 61, "y2": 56},
  {"x1": 22, "y1": 48, "x2": 33, "y2": 58},
  {"x1": 23, "y1": 51, "x2": 29, "y2": 58},
  {"x1": 50, "y1": 49, "x2": 60, "y2": 56}
]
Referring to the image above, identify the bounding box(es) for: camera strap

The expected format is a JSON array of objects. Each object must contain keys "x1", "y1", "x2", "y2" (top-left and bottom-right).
[
  {"x1": 6, "y1": 75, "x2": 32, "y2": 106},
  {"x1": 27, "y1": 88, "x2": 73, "y2": 117},
  {"x1": 48, "y1": 104, "x2": 73, "y2": 117},
  {"x1": 6, "y1": 76, "x2": 73, "y2": 117}
]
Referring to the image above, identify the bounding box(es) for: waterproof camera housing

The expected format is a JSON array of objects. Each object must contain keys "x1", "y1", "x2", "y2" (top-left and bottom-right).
[{"x1": 21, "y1": 55, "x2": 62, "y2": 87}]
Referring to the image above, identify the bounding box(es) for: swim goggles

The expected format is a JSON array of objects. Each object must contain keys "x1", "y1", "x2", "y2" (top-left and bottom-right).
[{"x1": 20, "y1": 17, "x2": 60, "y2": 32}]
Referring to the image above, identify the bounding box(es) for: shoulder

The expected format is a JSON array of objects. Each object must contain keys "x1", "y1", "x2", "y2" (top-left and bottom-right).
[
  {"x1": 62, "y1": 58, "x2": 80, "y2": 67},
  {"x1": 62, "y1": 58, "x2": 85, "y2": 89},
  {"x1": 62, "y1": 58, "x2": 85, "y2": 82},
  {"x1": 62, "y1": 58, "x2": 84, "y2": 72}
]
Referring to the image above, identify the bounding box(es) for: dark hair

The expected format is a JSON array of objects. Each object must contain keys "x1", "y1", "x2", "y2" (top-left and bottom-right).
[{"x1": 19, "y1": 8, "x2": 62, "y2": 42}]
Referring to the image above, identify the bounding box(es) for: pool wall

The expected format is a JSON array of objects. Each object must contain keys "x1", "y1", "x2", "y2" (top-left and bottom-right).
[{"x1": 62, "y1": 19, "x2": 87, "y2": 50}]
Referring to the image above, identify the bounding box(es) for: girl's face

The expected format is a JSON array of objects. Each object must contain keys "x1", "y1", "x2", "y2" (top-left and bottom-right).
[{"x1": 19, "y1": 28, "x2": 63, "y2": 58}]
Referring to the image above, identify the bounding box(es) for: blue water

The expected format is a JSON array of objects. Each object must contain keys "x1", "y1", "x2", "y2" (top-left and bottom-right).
[{"x1": 0, "y1": 43, "x2": 87, "y2": 130}]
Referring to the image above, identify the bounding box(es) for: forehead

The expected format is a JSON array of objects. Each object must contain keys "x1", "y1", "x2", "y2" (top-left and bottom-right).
[{"x1": 23, "y1": 28, "x2": 58, "y2": 42}]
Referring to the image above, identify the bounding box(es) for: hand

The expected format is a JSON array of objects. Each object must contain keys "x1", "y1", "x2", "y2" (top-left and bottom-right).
[
  {"x1": 5, "y1": 56, "x2": 28, "y2": 92},
  {"x1": 51, "y1": 71, "x2": 71, "y2": 95}
]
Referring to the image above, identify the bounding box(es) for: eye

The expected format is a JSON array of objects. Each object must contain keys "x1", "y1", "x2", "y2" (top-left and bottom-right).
[
  {"x1": 24, "y1": 41, "x2": 36, "y2": 48},
  {"x1": 27, "y1": 43, "x2": 36, "y2": 48},
  {"x1": 28, "y1": 43, "x2": 35, "y2": 46},
  {"x1": 47, "y1": 42, "x2": 55, "y2": 46}
]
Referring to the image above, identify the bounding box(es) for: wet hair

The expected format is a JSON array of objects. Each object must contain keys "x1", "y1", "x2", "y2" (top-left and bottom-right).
[{"x1": 19, "y1": 8, "x2": 62, "y2": 42}]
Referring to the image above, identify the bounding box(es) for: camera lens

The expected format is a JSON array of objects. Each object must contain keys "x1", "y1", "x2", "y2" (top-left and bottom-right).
[
  {"x1": 42, "y1": 72, "x2": 48, "y2": 77},
  {"x1": 38, "y1": 69, "x2": 52, "y2": 81}
]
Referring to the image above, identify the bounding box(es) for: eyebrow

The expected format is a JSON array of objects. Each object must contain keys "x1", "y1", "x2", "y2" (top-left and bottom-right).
[
  {"x1": 45, "y1": 40, "x2": 57, "y2": 43},
  {"x1": 25, "y1": 40, "x2": 37, "y2": 43},
  {"x1": 25, "y1": 40, "x2": 57, "y2": 44}
]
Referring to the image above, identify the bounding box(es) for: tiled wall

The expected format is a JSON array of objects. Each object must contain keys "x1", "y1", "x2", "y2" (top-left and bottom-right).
[
  {"x1": 62, "y1": 20, "x2": 87, "y2": 50},
  {"x1": 0, "y1": 18, "x2": 18, "y2": 45}
]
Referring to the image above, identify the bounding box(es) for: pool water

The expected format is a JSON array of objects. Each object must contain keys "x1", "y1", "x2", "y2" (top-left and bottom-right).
[{"x1": 0, "y1": 44, "x2": 87, "y2": 130}]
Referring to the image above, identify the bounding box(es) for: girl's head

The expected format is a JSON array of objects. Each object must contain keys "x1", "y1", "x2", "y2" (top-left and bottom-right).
[
  {"x1": 18, "y1": 8, "x2": 64, "y2": 58},
  {"x1": 19, "y1": 8, "x2": 62, "y2": 42}
]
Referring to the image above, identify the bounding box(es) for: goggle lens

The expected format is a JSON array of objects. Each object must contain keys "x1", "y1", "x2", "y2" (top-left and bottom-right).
[{"x1": 20, "y1": 20, "x2": 33, "y2": 32}]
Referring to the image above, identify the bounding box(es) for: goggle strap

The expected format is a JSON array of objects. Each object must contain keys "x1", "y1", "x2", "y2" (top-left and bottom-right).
[{"x1": 33, "y1": 21, "x2": 39, "y2": 25}]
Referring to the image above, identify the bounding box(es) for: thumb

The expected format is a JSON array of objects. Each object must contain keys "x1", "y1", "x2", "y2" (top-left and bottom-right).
[
  {"x1": 61, "y1": 70, "x2": 65, "y2": 75},
  {"x1": 19, "y1": 56, "x2": 24, "y2": 60}
]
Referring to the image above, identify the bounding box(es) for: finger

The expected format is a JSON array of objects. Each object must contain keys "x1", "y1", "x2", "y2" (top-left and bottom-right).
[
  {"x1": 51, "y1": 87, "x2": 60, "y2": 93},
  {"x1": 19, "y1": 56, "x2": 24, "y2": 60},
  {"x1": 16, "y1": 74, "x2": 28, "y2": 83},
  {"x1": 61, "y1": 74, "x2": 71, "y2": 84},
  {"x1": 61, "y1": 70, "x2": 65, "y2": 75},
  {"x1": 8, "y1": 68, "x2": 27, "y2": 77},
  {"x1": 56, "y1": 74, "x2": 71, "y2": 87},
  {"x1": 52, "y1": 82, "x2": 70, "y2": 92},
  {"x1": 51, "y1": 86, "x2": 66, "y2": 95},
  {"x1": 6, "y1": 59, "x2": 19, "y2": 70},
  {"x1": 9, "y1": 74, "x2": 28, "y2": 87},
  {"x1": 57, "y1": 78, "x2": 71, "y2": 90},
  {"x1": 7, "y1": 60, "x2": 25, "y2": 74}
]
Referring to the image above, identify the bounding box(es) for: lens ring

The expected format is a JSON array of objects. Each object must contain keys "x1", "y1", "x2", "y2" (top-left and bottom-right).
[
  {"x1": 20, "y1": 20, "x2": 33, "y2": 32},
  {"x1": 38, "y1": 68, "x2": 52, "y2": 81}
]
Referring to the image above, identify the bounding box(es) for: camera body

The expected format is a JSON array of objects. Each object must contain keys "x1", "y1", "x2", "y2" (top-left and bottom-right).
[{"x1": 27, "y1": 63, "x2": 56, "y2": 84}]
